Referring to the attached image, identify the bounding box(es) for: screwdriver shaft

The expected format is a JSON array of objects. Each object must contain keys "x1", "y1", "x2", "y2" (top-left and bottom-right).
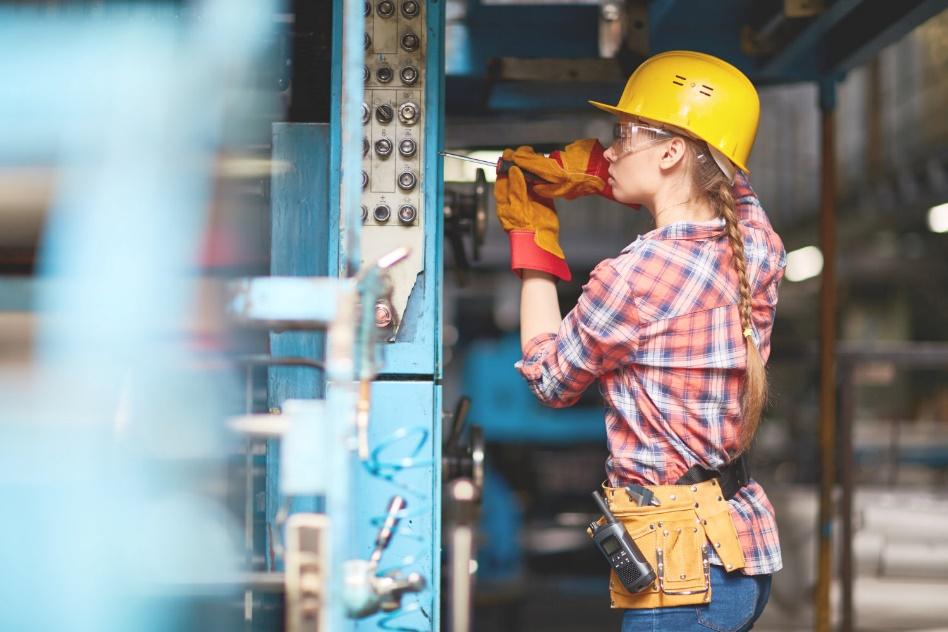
[{"x1": 439, "y1": 151, "x2": 497, "y2": 168}]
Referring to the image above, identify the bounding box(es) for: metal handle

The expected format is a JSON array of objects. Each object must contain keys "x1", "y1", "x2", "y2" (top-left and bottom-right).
[{"x1": 369, "y1": 496, "x2": 406, "y2": 566}]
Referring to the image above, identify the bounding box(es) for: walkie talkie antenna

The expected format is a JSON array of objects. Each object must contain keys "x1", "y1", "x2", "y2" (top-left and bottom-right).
[{"x1": 592, "y1": 491, "x2": 617, "y2": 524}]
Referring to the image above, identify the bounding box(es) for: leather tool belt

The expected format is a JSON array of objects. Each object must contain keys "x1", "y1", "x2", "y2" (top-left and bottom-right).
[
  {"x1": 675, "y1": 454, "x2": 750, "y2": 500},
  {"x1": 592, "y1": 476, "x2": 747, "y2": 609}
]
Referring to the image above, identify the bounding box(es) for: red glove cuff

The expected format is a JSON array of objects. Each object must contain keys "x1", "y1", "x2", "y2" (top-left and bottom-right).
[{"x1": 508, "y1": 230, "x2": 572, "y2": 282}]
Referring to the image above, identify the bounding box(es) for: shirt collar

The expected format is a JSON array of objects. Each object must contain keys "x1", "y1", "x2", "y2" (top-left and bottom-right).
[{"x1": 622, "y1": 218, "x2": 726, "y2": 253}]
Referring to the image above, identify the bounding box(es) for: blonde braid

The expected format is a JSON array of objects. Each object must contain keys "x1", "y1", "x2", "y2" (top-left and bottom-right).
[{"x1": 715, "y1": 181, "x2": 767, "y2": 452}]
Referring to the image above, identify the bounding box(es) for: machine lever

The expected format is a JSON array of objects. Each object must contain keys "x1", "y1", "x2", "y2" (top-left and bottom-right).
[{"x1": 369, "y1": 495, "x2": 406, "y2": 567}]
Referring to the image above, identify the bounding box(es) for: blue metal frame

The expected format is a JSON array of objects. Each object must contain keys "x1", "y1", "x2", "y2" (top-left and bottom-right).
[
  {"x1": 372, "y1": 0, "x2": 446, "y2": 378},
  {"x1": 266, "y1": 123, "x2": 333, "y2": 561},
  {"x1": 463, "y1": 334, "x2": 607, "y2": 443},
  {"x1": 0, "y1": 3, "x2": 277, "y2": 630},
  {"x1": 327, "y1": 0, "x2": 445, "y2": 629}
]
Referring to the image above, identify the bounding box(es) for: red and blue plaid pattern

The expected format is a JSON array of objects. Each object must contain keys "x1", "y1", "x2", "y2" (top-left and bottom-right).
[{"x1": 517, "y1": 175, "x2": 786, "y2": 575}]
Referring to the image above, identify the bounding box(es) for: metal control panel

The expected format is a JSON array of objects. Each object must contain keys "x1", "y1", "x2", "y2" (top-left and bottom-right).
[{"x1": 361, "y1": 0, "x2": 427, "y2": 336}]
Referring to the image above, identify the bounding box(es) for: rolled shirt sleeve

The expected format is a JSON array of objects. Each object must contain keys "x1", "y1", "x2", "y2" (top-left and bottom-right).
[{"x1": 516, "y1": 262, "x2": 640, "y2": 407}]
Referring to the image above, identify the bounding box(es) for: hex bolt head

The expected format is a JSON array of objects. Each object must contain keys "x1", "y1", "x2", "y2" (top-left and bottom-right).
[
  {"x1": 376, "y1": 0, "x2": 395, "y2": 17},
  {"x1": 362, "y1": 102, "x2": 370, "y2": 125},
  {"x1": 373, "y1": 204, "x2": 391, "y2": 223},
  {"x1": 363, "y1": 137, "x2": 369, "y2": 156},
  {"x1": 397, "y1": 170, "x2": 417, "y2": 191},
  {"x1": 399, "y1": 65, "x2": 418, "y2": 85},
  {"x1": 363, "y1": 65, "x2": 371, "y2": 84},
  {"x1": 375, "y1": 104, "x2": 394, "y2": 124},
  {"x1": 361, "y1": 205, "x2": 368, "y2": 222},
  {"x1": 375, "y1": 301, "x2": 393, "y2": 328},
  {"x1": 397, "y1": 101, "x2": 419, "y2": 125},
  {"x1": 400, "y1": 32, "x2": 420, "y2": 52},
  {"x1": 398, "y1": 204, "x2": 418, "y2": 224},
  {"x1": 398, "y1": 138, "x2": 417, "y2": 158},
  {"x1": 364, "y1": 32, "x2": 372, "y2": 50},
  {"x1": 376, "y1": 65, "x2": 393, "y2": 83},
  {"x1": 401, "y1": 0, "x2": 419, "y2": 18},
  {"x1": 364, "y1": 0, "x2": 372, "y2": 16},
  {"x1": 375, "y1": 137, "x2": 393, "y2": 157},
  {"x1": 361, "y1": 171, "x2": 369, "y2": 190}
]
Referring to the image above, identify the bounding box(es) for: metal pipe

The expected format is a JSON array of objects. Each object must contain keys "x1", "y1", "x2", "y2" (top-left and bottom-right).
[
  {"x1": 233, "y1": 354, "x2": 325, "y2": 370},
  {"x1": 840, "y1": 363, "x2": 855, "y2": 632},
  {"x1": 244, "y1": 364, "x2": 255, "y2": 623},
  {"x1": 449, "y1": 479, "x2": 477, "y2": 632},
  {"x1": 815, "y1": 77, "x2": 839, "y2": 632},
  {"x1": 340, "y1": 0, "x2": 365, "y2": 276}
]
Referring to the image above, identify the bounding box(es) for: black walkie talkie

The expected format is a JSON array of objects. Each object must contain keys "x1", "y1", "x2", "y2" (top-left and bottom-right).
[{"x1": 589, "y1": 491, "x2": 656, "y2": 593}]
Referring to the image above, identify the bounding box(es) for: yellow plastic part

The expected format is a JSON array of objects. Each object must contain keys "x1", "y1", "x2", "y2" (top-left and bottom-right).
[{"x1": 589, "y1": 50, "x2": 760, "y2": 173}]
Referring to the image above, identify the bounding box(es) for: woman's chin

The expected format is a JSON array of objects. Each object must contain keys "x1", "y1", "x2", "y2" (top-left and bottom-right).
[{"x1": 609, "y1": 186, "x2": 634, "y2": 205}]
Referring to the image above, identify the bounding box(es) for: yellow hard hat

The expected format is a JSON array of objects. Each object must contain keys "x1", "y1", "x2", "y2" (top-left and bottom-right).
[{"x1": 589, "y1": 50, "x2": 759, "y2": 173}]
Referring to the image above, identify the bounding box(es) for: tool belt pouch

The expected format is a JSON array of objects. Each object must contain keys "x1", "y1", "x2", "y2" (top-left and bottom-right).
[{"x1": 590, "y1": 479, "x2": 746, "y2": 609}]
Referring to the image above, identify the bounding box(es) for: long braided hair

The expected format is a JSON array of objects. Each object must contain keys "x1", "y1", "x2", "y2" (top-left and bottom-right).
[{"x1": 677, "y1": 135, "x2": 768, "y2": 453}]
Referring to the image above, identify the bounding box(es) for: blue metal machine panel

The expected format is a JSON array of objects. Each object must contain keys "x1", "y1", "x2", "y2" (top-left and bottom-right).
[
  {"x1": 267, "y1": 123, "x2": 332, "y2": 549},
  {"x1": 0, "y1": 3, "x2": 277, "y2": 630},
  {"x1": 352, "y1": 380, "x2": 441, "y2": 631},
  {"x1": 331, "y1": 0, "x2": 445, "y2": 378},
  {"x1": 328, "y1": 0, "x2": 444, "y2": 628},
  {"x1": 269, "y1": 123, "x2": 330, "y2": 404},
  {"x1": 463, "y1": 334, "x2": 606, "y2": 443}
]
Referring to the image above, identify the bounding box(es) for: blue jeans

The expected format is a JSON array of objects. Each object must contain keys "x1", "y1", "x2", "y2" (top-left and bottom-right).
[{"x1": 621, "y1": 565, "x2": 772, "y2": 632}]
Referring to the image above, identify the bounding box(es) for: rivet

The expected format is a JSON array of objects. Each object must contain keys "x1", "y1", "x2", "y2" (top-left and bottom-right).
[
  {"x1": 711, "y1": 479, "x2": 717, "y2": 486},
  {"x1": 726, "y1": 564, "x2": 733, "y2": 569},
  {"x1": 658, "y1": 521, "x2": 664, "y2": 528},
  {"x1": 715, "y1": 542, "x2": 722, "y2": 548},
  {"x1": 679, "y1": 573, "x2": 686, "y2": 580},
  {"x1": 649, "y1": 523, "x2": 655, "y2": 530},
  {"x1": 718, "y1": 496, "x2": 724, "y2": 502},
  {"x1": 702, "y1": 519, "x2": 708, "y2": 525},
  {"x1": 693, "y1": 528, "x2": 699, "y2": 533},
  {"x1": 694, "y1": 502, "x2": 700, "y2": 508},
  {"x1": 663, "y1": 530, "x2": 669, "y2": 536},
  {"x1": 690, "y1": 485, "x2": 698, "y2": 492},
  {"x1": 670, "y1": 494, "x2": 677, "y2": 501}
]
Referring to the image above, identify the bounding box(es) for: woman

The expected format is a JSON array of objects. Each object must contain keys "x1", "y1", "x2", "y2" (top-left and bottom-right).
[{"x1": 494, "y1": 51, "x2": 785, "y2": 631}]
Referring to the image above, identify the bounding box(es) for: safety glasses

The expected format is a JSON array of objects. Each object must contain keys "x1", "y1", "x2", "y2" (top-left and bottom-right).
[{"x1": 610, "y1": 121, "x2": 673, "y2": 159}]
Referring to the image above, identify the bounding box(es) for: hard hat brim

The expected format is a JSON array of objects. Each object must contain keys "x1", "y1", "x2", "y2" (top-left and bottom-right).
[
  {"x1": 588, "y1": 100, "x2": 628, "y2": 117},
  {"x1": 587, "y1": 99, "x2": 751, "y2": 175}
]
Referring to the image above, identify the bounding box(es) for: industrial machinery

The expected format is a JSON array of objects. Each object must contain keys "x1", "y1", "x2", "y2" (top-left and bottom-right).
[{"x1": 3, "y1": 2, "x2": 947, "y2": 632}]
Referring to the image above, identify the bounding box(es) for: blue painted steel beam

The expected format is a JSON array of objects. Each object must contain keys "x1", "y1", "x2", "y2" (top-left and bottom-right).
[
  {"x1": 266, "y1": 123, "x2": 333, "y2": 565},
  {"x1": 828, "y1": 0, "x2": 948, "y2": 74},
  {"x1": 330, "y1": 0, "x2": 366, "y2": 277},
  {"x1": 759, "y1": 0, "x2": 862, "y2": 78}
]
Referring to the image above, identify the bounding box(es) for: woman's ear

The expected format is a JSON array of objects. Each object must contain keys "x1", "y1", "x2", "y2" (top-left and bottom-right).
[{"x1": 658, "y1": 137, "x2": 687, "y2": 170}]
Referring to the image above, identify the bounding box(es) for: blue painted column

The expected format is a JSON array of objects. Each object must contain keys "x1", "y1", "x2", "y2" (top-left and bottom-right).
[
  {"x1": 267, "y1": 123, "x2": 331, "y2": 554},
  {"x1": 330, "y1": 0, "x2": 445, "y2": 628}
]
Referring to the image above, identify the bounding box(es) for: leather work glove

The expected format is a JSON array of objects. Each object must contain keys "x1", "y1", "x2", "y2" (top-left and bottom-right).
[
  {"x1": 494, "y1": 157, "x2": 571, "y2": 282},
  {"x1": 505, "y1": 139, "x2": 619, "y2": 201}
]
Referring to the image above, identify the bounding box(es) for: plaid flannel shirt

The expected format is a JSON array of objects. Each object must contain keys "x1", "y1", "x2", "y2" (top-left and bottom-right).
[{"x1": 517, "y1": 175, "x2": 786, "y2": 575}]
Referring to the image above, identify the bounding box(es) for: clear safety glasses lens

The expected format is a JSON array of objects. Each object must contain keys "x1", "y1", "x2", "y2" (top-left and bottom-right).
[{"x1": 611, "y1": 122, "x2": 672, "y2": 158}]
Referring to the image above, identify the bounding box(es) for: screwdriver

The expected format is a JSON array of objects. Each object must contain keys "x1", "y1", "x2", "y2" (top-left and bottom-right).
[{"x1": 439, "y1": 151, "x2": 548, "y2": 184}]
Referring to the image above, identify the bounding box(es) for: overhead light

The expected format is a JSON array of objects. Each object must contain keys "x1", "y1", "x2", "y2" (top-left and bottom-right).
[
  {"x1": 927, "y1": 202, "x2": 948, "y2": 233},
  {"x1": 785, "y1": 245, "x2": 823, "y2": 282}
]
